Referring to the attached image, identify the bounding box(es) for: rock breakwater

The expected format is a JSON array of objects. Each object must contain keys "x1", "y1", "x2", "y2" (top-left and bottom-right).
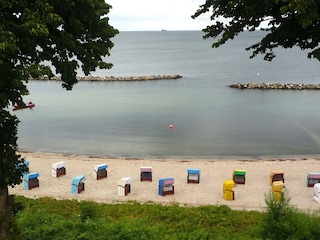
[
  {"x1": 29, "y1": 74, "x2": 183, "y2": 82},
  {"x1": 229, "y1": 82, "x2": 320, "y2": 90}
]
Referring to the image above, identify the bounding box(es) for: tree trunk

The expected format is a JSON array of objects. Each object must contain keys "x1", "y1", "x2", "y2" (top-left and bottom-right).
[{"x1": 0, "y1": 186, "x2": 13, "y2": 240}]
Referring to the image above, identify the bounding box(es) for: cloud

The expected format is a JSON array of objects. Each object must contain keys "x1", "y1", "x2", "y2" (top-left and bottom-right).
[{"x1": 106, "y1": 0, "x2": 211, "y2": 31}]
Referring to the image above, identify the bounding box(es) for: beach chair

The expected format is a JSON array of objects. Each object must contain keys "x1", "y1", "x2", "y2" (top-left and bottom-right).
[
  {"x1": 270, "y1": 170, "x2": 284, "y2": 185},
  {"x1": 118, "y1": 177, "x2": 132, "y2": 196},
  {"x1": 71, "y1": 175, "x2": 86, "y2": 194},
  {"x1": 23, "y1": 172, "x2": 40, "y2": 190},
  {"x1": 52, "y1": 161, "x2": 66, "y2": 178},
  {"x1": 233, "y1": 169, "x2": 246, "y2": 184},
  {"x1": 272, "y1": 181, "x2": 284, "y2": 201},
  {"x1": 187, "y1": 168, "x2": 200, "y2": 184},
  {"x1": 93, "y1": 164, "x2": 108, "y2": 180},
  {"x1": 307, "y1": 172, "x2": 320, "y2": 187},
  {"x1": 313, "y1": 183, "x2": 320, "y2": 203},
  {"x1": 140, "y1": 167, "x2": 152, "y2": 181},
  {"x1": 158, "y1": 178, "x2": 174, "y2": 196},
  {"x1": 223, "y1": 180, "x2": 235, "y2": 201}
]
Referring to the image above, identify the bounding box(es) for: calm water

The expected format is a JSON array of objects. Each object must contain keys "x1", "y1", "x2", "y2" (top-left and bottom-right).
[{"x1": 14, "y1": 31, "x2": 320, "y2": 159}]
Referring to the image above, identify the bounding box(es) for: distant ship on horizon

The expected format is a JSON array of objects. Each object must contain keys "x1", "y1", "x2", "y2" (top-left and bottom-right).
[{"x1": 161, "y1": 29, "x2": 167, "y2": 31}]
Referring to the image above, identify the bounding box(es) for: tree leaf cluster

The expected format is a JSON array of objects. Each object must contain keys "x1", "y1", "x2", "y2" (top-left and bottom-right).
[
  {"x1": 1, "y1": 0, "x2": 118, "y2": 105},
  {"x1": 0, "y1": 111, "x2": 26, "y2": 188},
  {"x1": 192, "y1": 0, "x2": 320, "y2": 61}
]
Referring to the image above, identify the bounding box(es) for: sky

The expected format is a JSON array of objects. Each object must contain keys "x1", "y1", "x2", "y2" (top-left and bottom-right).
[{"x1": 105, "y1": 0, "x2": 212, "y2": 31}]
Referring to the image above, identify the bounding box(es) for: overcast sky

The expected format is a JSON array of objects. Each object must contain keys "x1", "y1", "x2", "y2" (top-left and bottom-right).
[{"x1": 106, "y1": 0, "x2": 211, "y2": 31}]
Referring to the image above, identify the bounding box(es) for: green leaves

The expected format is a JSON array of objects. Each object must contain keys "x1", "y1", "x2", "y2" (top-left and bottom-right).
[
  {"x1": 280, "y1": 0, "x2": 320, "y2": 28},
  {"x1": 1, "y1": 0, "x2": 118, "y2": 94},
  {"x1": 193, "y1": 0, "x2": 320, "y2": 61},
  {"x1": 0, "y1": 110, "x2": 27, "y2": 188},
  {"x1": 262, "y1": 190, "x2": 320, "y2": 240},
  {"x1": 0, "y1": 32, "x2": 19, "y2": 57}
]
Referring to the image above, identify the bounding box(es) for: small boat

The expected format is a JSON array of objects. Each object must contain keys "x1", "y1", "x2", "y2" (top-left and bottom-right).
[{"x1": 13, "y1": 102, "x2": 35, "y2": 111}]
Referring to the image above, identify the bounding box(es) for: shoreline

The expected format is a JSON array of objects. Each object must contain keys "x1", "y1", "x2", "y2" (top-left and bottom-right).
[
  {"x1": 9, "y1": 152, "x2": 320, "y2": 212},
  {"x1": 18, "y1": 150, "x2": 320, "y2": 161}
]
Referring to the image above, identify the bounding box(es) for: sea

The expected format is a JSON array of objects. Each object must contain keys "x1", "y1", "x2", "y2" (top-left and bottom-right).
[{"x1": 13, "y1": 30, "x2": 320, "y2": 159}]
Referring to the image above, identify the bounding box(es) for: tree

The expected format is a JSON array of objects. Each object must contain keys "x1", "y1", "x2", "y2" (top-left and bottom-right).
[
  {"x1": 192, "y1": 0, "x2": 320, "y2": 61},
  {"x1": 0, "y1": 0, "x2": 118, "y2": 238}
]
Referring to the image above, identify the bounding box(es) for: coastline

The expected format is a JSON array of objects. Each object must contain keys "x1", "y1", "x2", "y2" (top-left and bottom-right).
[{"x1": 9, "y1": 151, "x2": 320, "y2": 212}]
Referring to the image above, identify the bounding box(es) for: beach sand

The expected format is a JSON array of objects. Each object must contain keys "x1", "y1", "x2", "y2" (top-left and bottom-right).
[{"x1": 9, "y1": 152, "x2": 320, "y2": 212}]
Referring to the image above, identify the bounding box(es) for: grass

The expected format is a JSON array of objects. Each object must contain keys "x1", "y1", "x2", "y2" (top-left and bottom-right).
[{"x1": 11, "y1": 195, "x2": 320, "y2": 240}]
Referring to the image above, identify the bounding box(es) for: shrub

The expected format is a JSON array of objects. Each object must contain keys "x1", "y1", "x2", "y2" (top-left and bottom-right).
[{"x1": 262, "y1": 190, "x2": 320, "y2": 240}]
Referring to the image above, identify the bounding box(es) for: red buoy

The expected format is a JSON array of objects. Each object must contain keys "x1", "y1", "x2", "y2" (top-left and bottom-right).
[{"x1": 169, "y1": 124, "x2": 173, "y2": 129}]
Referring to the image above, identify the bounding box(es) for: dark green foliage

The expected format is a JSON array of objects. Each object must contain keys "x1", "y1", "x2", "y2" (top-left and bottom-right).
[
  {"x1": 192, "y1": 0, "x2": 320, "y2": 62},
  {"x1": 262, "y1": 191, "x2": 320, "y2": 240},
  {"x1": 0, "y1": 111, "x2": 27, "y2": 188},
  {"x1": 262, "y1": 190, "x2": 295, "y2": 239},
  {"x1": 1, "y1": 0, "x2": 118, "y2": 98}
]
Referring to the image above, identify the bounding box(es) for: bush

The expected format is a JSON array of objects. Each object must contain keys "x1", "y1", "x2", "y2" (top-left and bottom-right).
[{"x1": 262, "y1": 190, "x2": 320, "y2": 240}]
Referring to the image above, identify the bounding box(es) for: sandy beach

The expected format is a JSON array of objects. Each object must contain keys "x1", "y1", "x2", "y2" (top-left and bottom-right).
[{"x1": 9, "y1": 152, "x2": 320, "y2": 212}]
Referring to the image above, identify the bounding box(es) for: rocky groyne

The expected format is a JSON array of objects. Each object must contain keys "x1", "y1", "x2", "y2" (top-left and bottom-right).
[
  {"x1": 29, "y1": 74, "x2": 183, "y2": 82},
  {"x1": 229, "y1": 82, "x2": 320, "y2": 90}
]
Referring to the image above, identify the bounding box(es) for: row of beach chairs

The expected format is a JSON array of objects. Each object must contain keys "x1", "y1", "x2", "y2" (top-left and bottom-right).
[{"x1": 19, "y1": 160, "x2": 320, "y2": 200}]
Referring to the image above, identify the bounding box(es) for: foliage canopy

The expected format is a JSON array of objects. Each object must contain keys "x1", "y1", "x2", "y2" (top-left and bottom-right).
[{"x1": 192, "y1": 0, "x2": 320, "y2": 61}]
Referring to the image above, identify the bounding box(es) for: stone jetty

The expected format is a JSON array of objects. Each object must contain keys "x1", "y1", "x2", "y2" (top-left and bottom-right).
[
  {"x1": 229, "y1": 82, "x2": 320, "y2": 90},
  {"x1": 29, "y1": 74, "x2": 183, "y2": 82}
]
